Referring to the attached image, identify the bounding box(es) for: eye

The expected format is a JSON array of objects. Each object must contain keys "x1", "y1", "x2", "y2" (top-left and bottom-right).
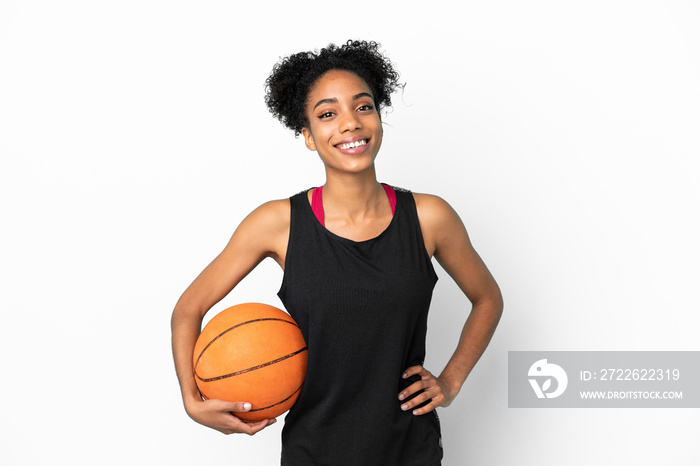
[
  {"x1": 357, "y1": 104, "x2": 374, "y2": 112},
  {"x1": 318, "y1": 111, "x2": 335, "y2": 119}
]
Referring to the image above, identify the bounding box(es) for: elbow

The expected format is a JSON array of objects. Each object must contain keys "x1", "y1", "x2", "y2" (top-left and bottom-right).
[
  {"x1": 492, "y1": 286, "x2": 504, "y2": 321},
  {"x1": 171, "y1": 297, "x2": 205, "y2": 334},
  {"x1": 473, "y1": 285, "x2": 504, "y2": 324},
  {"x1": 494, "y1": 286, "x2": 504, "y2": 316},
  {"x1": 485, "y1": 295, "x2": 504, "y2": 325}
]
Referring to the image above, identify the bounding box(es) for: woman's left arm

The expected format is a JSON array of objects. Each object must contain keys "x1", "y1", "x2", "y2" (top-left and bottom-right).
[{"x1": 399, "y1": 194, "x2": 504, "y2": 415}]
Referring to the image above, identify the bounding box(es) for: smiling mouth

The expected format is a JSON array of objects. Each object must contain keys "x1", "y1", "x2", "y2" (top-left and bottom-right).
[{"x1": 336, "y1": 139, "x2": 368, "y2": 150}]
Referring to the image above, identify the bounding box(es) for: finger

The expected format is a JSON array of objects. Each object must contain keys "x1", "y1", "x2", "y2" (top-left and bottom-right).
[
  {"x1": 223, "y1": 415, "x2": 276, "y2": 436},
  {"x1": 398, "y1": 377, "x2": 435, "y2": 401},
  {"x1": 225, "y1": 401, "x2": 253, "y2": 413},
  {"x1": 206, "y1": 398, "x2": 253, "y2": 414},
  {"x1": 398, "y1": 380, "x2": 422, "y2": 400},
  {"x1": 217, "y1": 410, "x2": 254, "y2": 435},
  {"x1": 244, "y1": 417, "x2": 277, "y2": 427},
  {"x1": 402, "y1": 365, "x2": 426, "y2": 379},
  {"x1": 400, "y1": 390, "x2": 432, "y2": 411},
  {"x1": 411, "y1": 399, "x2": 440, "y2": 416},
  {"x1": 244, "y1": 418, "x2": 278, "y2": 435},
  {"x1": 410, "y1": 388, "x2": 445, "y2": 411}
]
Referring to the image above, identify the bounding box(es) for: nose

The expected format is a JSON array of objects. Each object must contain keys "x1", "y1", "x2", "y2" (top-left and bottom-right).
[{"x1": 339, "y1": 110, "x2": 361, "y2": 132}]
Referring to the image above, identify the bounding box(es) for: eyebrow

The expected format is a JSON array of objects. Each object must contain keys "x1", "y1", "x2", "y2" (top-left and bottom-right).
[{"x1": 312, "y1": 92, "x2": 374, "y2": 110}]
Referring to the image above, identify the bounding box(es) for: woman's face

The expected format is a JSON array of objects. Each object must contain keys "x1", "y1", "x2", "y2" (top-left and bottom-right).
[{"x1": 301, "y1": 69, "x2": 383, "y2": 176}]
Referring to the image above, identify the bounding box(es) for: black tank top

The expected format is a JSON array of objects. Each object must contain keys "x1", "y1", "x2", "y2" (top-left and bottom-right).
[{"x1": 278, "y1": 187, "x2": 442, "y2": 466}]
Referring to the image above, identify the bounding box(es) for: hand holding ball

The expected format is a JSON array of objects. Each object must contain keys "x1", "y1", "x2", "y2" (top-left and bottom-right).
[{"x1": 193, "y1": 303, "x2": 308, "y2": 422}]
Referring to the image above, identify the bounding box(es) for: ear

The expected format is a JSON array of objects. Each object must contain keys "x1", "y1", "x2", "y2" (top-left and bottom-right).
[{"x1": 301, "y1": 127, "x2": 316, "y2": 151}]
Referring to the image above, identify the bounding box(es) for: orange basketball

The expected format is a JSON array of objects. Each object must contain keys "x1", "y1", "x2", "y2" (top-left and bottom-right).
[{"x1": 193, "y1": 303, "x2": 308, "y2": 422}]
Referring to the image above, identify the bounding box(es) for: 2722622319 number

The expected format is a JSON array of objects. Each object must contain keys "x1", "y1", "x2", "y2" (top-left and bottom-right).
[{"x1": 599, "y1": 369, "x2": 680, "y2": 381}]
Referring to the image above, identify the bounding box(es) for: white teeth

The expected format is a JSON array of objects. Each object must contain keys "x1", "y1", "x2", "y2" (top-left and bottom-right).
[{"x1": 339, "y1": 139, "x2": 367, "y2": 150}]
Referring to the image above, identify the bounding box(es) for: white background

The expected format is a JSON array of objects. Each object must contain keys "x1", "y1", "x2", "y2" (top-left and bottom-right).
[{"x1": 1, "y1": 1, "x2": 698, "y2": 464}]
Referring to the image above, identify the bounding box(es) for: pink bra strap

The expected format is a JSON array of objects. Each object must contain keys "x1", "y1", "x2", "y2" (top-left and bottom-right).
[
  {"x1": 311, "y1": 185, "x2": 325, "y2": 226},
  {"x1": 311, "y1": 184, "x2": 396, "y2": 227},
  {"x1": 382, "y1": 183, "x2": 397, "y2": 216}
]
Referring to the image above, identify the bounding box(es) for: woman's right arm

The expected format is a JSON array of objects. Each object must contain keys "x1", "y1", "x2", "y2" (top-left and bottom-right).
[{"x1": 170, "y1": 199, "x2": 290, "y2": 435}]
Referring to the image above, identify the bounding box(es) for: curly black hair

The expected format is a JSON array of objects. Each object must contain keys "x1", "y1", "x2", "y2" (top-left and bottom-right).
[{"x1": 265, "y1": 40, "x2": 402, "y2": 137}]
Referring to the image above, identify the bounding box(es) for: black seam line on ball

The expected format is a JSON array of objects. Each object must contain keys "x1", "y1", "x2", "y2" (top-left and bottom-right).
[
  {"x1": 195, "y1": 346, "x2": 308, "y2": 382},
  {"x1": 193, "y1": 317, "x2": 301, "y2": 373},
  {"x1": 249, "y1": 382, "x2": 305, "y2": 412}
]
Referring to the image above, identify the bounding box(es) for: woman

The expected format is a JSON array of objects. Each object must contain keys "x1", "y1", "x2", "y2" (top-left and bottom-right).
[{"x1": 171, "y1": 40, "x2": 503, "y2": 465}]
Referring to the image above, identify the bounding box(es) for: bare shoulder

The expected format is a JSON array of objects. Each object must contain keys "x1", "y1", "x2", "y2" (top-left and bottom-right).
[
  {"x1": 412, "y1": 192, "x2": 469, "y2": 258},
  {"x1": 412, "y1": 192, "x2": 455, "y2": 223},
  {"x1": 243, "y1": 198, "x2": 290, "y2": 230},
  {"x1": 412, "y1": 192, "x2": 464, "y2": 235},
  {"x1": 227, "y1": 198, "x2": 290, "y2": 265}
]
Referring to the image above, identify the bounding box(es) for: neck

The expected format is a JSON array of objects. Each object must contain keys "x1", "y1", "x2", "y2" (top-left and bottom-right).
[{"x1": 322, "y1": 166, "x2": 386, "y2": 220}]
